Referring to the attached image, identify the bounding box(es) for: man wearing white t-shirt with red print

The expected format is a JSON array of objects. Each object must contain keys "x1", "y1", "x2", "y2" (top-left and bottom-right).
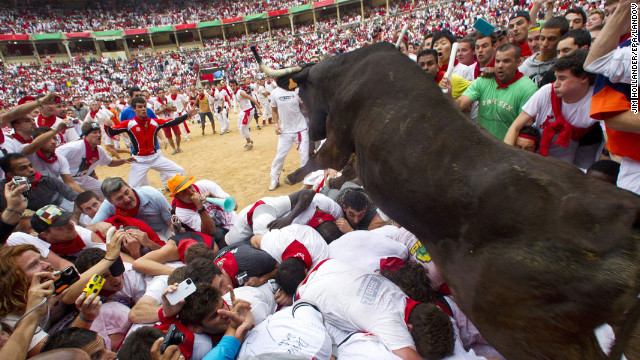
[
  {"x1": 224, "y1": 189, "x2": 315, "y2": 246},
  {"x1": 268, "y1": 86, "x2": 309, "y2": 191},
  {"x1": 504, "y1": 50, "x2": 603, "y2": 169},
  {"x1": 168, "y1": 174, "x2": 238, "y2": 248},
  {"x1": 328, "y1": 230, "x2": 409, "y2": 273},
  {"x1": 35, "y1": 94, "x2": 79, "y2": 146},
  {"x1": 296, "y1": 259, "x2": 455, "y2": 360},
  {"x1": 57, "y1": 122, "x2": 135, "y2": 197}
]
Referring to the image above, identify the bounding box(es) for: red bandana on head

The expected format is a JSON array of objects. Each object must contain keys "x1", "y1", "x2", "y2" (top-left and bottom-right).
[
  {"x1": 282, "y1": 240, "x2": 313, "y2": 269},
  {"x1": 216, "y1": 252, "x2": 239, "y2": 286}
]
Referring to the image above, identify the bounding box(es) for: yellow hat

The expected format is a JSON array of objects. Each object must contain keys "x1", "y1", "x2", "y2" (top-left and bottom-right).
[{"x1": 167, "y1": 174, "x2": 195, "y2": 197}]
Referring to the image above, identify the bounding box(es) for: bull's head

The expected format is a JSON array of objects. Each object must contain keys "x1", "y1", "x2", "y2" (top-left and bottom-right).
[{"x1": 250, "y1": 45, "x2": 328, "y2": 141}]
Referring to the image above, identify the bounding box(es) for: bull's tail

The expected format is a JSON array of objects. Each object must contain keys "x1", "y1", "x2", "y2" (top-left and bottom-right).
[
  {"x1": 608, "y1": 296, "x2": 640, "y2": 359},
  {"x1": 250, "y1": 45, "x2": 302, "y2": 77}
]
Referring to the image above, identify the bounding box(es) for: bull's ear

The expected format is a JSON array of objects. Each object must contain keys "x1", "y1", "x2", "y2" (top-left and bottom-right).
[{"x1": 275, "y1": 66, "x2": 311, "y2": 90}]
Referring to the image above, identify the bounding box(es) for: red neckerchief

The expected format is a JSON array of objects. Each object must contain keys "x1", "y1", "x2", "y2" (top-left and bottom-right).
[
  {"x1": 36, "y1": 149, "x2": 57, "y2": 164},
  {"x1": 439, "y1": 59, "x2": 458, "y2": 73},
  {"x1": 538, "y1": 85, "x2": 593, "y2": 156},
  {"x1": 37, "y1": 114, "x2": 56, "y2": 128},
  {"x1": 496, "y1": 70, "x2": 524, "y2": 89},
  {"x1": 48, "y1": 234, "x2": 86, "y2": 255},
  {"x1": 198, "y1": 94, "x2": 205, "y2": 100},
  {"x1": 115, "y1": 189, "x2": 141, "y2": 217},
  {"x1": 216, "y1": 252, "x2": 239, "y2": 286},
  {"x1": 474, "y1": 58, "x2": 495, "y2": 78},
  {"x1": 282, "y1": 240, "x2": 313, "y2": 269},
  {"x1": 133, "y1": 115, "x2": 151, "y2": 127},
  {"x1": 12, "y1": 132, "x2": 32, "y2": 144},
  {"x1": 89, "y1": 110, "x2": 99, "y2": 118},
  {"x1": 246, "y1": 200, "x2": 266, "y2": 228},
  {"x1": 84, "y1": 139, "x2": 100, "y2": 168},
  {"x1": 156, "y1": 97, "x2": 166, "y2": 105},
  {"x1": 28, "y1": 171, "x2": 43, "y2": 190},
  {"x1": 404, "y1": 297, "x2": 422, "y2": 323},
  {"x1": 170, "y1": 94, "x2": 178, "y2": 101},
  {"x1": 379, "y1": 257, "x2": 406, "y2": 272},
  {"x1": 119, "y1": 101, "x2": 127, "y2": 106},
  {"x1": 435, "y1": 71, "x2": 445, "y2": 83}
]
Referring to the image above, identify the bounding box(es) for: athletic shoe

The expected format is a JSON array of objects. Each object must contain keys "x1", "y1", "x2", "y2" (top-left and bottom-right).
[
  {"x1": 177, "y1": 148, "x2": 183, "y2": 153},
  {"x1": 226, "y1": 129, "x2": 230, "y2": 133},
  {"x1": 257, "y1": 125, "x2": 261, "y2": 130},
  {"x1": 269, "y1": 180, "x2": 279, "y2": 191},
  {"x1": 244, "y1": 144, "x2": 252, "y2": 151},
  {"x1": 185, "y1": 136, "x2": 191, "y2": 141},
  {"x1": 171, "y1": 150, "x2": 178, "y2": 155}
]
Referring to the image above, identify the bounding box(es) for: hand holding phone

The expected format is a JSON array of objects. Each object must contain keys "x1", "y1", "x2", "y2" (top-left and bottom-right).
[{"x1": 164, "y1": 278, "x2": 196, "y2": 306}]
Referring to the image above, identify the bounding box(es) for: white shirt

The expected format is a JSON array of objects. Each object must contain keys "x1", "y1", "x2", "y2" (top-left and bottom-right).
[
  {"x1": 225, "y1": 195, "x2": 292, "y2": 245},
  {"x1": 393, "y1": 227, "x2": 445, "y2": 291},
  {"x1": 108, "y1": 262, "x2": 149, "y2": 307},
  {"x1": 235, "y1": 89, "x2": 253, "y2": 112},
  {"x1": 296, "y1": 259, "x2": 415, "y2": 351},
  {"x1": 221, "y1": 283, "x2": 276, "y2": 325},
  {"x1": 522, "y1": 84, "x2": 598, "y2": 163},
  {"x1": 260, "y1": 224, "x2": 328, "y2": 268},
  {"x1": 270, "y1": 87, "x2": 307, "y2": 133},
  {"x1": 166, "y1": 93, "x2": 189, "y2": 116},
  {"x1": 291, "y1": 193, "x2": 342, "y2": 226},
  {"x1": 238, "y1": 303, "x2": 332, "y2": 359},
  {"x1": 24, "y1": 145, "x2": 71, "y2": 180},
  {"x1": 328, "y1": 230, "x2": 408, "y2": 273},
  {"x1": 174, "y1": 180, "x2": 237, "y2": 232},
  {"x1": 84, "y1": 108, "x2": 114, "y2": 129},
  {"x1": 56, "y1": 139, "x2": 113, "y2": 178},
  {"x1": 6, "y1": 225, "x2": 106, "y2": 258}
]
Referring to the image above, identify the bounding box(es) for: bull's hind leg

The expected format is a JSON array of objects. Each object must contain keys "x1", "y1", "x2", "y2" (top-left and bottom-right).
[{"x1": 285, "y1": 137, "x2": 354, "y2": 185}]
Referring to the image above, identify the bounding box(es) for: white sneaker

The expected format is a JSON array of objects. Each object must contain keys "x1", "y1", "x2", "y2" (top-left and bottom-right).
[{"x1": 269, "y1": 180, "x2": 279, "y2": 191}]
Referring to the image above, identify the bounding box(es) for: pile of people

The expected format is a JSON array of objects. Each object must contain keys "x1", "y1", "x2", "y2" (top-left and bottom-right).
[{"x1": 0, "y1": 0, "x2": 636, "y2": 358}]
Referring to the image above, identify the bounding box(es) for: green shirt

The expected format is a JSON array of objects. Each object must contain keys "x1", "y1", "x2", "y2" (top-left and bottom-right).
[{"x1": 462, "y1": 75, "x2": 538, "y2": 140}]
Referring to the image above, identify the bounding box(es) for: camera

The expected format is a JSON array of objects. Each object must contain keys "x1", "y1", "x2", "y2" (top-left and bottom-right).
[
  {"x1": 12, "y1": 176, "x2": 30, "y2": 191},
  {"x1": 53, "y1": 266, "x2": 80, "y2": 294},
  {"x1": 235, "y1": 271, "x2": 249, "y2": 286},
  {"x1": 161, "y1": 324, "x2": 185, "y2": 354}
]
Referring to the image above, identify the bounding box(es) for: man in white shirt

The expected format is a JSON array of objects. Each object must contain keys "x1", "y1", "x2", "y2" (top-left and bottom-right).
[
  {"x1": 504, "y1": 50, "x2": 603, "y2": 169},
  {"x1": 167, "y1": 86, "x2": 191, "y2": 144},
  {"x1": 296, "y1": 259, "x2": 455, "y2": 360},
  {"x1": 212, "y1": 82, "x2": 230, "y2": 134},
  {"x1": 57, "y1": 122, "x2": 135, "y2": 196},
  {"x1": 84, "y1": 99, "x2": 127, "y2": 159},
  {"x1": 35, "y1": 94, "x2": 79, "y2": 146},
  {"x1": 229, "y1": 79, "x2": 262, "y2": 151},
  {"x1": 256, "y1": 78, "x2": 272, "y2": 126},
  {"x1": 268, "y1": 87, "x2": 309, "y2": 191}
]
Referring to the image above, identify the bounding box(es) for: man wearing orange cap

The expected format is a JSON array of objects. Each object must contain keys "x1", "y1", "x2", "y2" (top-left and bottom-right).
[{"x1": 168, "y1": 174, "x2": 237, "y2": 247}]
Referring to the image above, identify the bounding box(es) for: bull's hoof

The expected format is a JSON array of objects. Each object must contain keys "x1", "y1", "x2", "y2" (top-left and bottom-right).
[{"x1": 284, "y1": 176, "x2": 294, "y2": 186}]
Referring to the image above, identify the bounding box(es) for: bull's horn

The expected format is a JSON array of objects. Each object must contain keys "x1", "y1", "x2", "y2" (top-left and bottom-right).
[
  {"x1": 396, "y1": 24, "x2": 409, "y2": 49},
  {"x1": 250, "y1": 45, "x2": 302, "y2": 77}
]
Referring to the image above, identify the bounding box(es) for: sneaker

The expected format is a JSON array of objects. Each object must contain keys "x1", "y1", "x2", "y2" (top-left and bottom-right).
[
  {"x1": 185, "y1": 136, "x2": 191, "y2": 141},
  {"x1": 177, "y1": 148, "x2": 183, "y2": 153},
  {"x1": 226, "y1": 129, "x2": 230, "y2": 133},
  {"x1": 257, "y1": 125, "x2": 261, "y2": 130},
  {"x1": 244, "y1": 144, "x2": 252, "y2": 151},
  {"x1": 220, "y1": 132, "x2": 224, "y2": 135},
  {"x1": 171, "y1": 150, "x2": 178, "y2": 155},
  {"x1": 269, "y1": 180, "x2": 279, "y2": 191}
]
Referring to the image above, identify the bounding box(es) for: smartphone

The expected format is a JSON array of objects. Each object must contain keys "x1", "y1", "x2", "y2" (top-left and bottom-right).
[
  {"x1": 165, "y1": 278, "x2": 197, "y2": 305},
  {"x1": 53, "y1": 266, "x2": 80, "y2": 294},
  {"x1": 473, "y1": 18, "x2": 495, "y2": 37},
  {"x1": 161, "y1": 324, "x2": 185, "y2": 354},
  {"x1": 82, "y1": 274, "x2": 105, "y2": 295}
]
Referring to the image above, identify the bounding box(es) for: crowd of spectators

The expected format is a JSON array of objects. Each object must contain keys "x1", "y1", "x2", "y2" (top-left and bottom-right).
[{"x1": 0, "y1": 0, "x2": 635, "y2": 358}]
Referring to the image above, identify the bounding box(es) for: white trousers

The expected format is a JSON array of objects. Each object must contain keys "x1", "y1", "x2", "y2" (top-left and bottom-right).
[
  {"x1": 128, "y1": 152, "x2": 185, "y2": 188},
  {"x1": 270, "y1": 129, "x2": 309, "y2": 182},
  {"x1": 237, "y1": 109, "x2": 255, "y2": 140},
  {"x1": 215, "y1": 107, "x2": 230, "y2": 133}
]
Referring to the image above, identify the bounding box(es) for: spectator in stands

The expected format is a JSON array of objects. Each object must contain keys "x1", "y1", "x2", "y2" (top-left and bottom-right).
[
  {"x1": 519, "y1": 17, "x2": 570, "y2": 86},
  {"x1": 447, "y1": 43, "x2": 538, "y2": 140},
  {"x1": 508, "y1": 10, "x2": 533, "y2": 58},
  {"x1": 565, "y1": 8, "x2": 587, "y2": 29}
]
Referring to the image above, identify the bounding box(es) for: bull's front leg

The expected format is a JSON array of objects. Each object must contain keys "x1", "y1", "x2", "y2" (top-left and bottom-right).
[{"x1": 285, "y1": 138, "x2": 354, "y2": 185}]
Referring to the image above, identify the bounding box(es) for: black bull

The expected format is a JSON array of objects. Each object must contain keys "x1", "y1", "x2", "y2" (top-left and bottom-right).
[{"x1": 251, "y1": 42, "x2": 640, "y2": 359}]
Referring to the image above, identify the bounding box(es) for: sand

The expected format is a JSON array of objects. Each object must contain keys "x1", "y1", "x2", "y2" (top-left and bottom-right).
[{"x1": 95, "y1": 112, "x2": 310, "y2": 209}]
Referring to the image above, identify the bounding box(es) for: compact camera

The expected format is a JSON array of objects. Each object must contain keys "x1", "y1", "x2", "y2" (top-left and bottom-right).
[
  {"x1": 12, "y1": 176, "x2": 30, "y2": 191},
  {"x1": 53, "y1": 266, "x2": 80, "y2": 294},
  {"x1": 161, "y1": 324, "x2": 185, "y2": 354}
]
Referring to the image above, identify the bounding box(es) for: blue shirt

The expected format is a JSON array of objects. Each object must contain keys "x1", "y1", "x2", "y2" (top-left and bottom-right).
[
  {"x1": 120, "y1": 106, "x2": 157, "y2": 122},
  {"x1": 91, "y1": 186, "x2": 171, "y2": 233},
  {"x1": 202, "y1": 336, "x2": 240, "y2": 360}
]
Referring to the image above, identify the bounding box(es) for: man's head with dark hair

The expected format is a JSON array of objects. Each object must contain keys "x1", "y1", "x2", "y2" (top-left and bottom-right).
[
  {"x1": 557, "y1": 29, "x2": 591, "y2": 58},
  {"x1": 539, "y1": 17, "x2": 570, "y2": 61},
  {"x1": 75, "y1": 248, "x2": 124, "y2": 294},
  {"x1": 42, "y1": 328, "x2": 116, "y2": 360},
  {"x1": 408, "y1": 303, "x2": 455, "y2": 360},
  {"x1": 117, "y1": 326, "x2": 165, "y2": 360},
  {"x1": 341, "y1": 190, "x2": 370, "y2": 228},
  {"x1": 185, "y1": 257, "x2": 223, "y2": 285},
  {"x1": 542, "y1": 16, "x2": 571, "y2": 34},
  {"x1": 515, "y1": 125, "x2": 541, "y2": 153},
  {"x1": 587, "y1": 160, "x2": 621, "y2": 185},
  {"x1": 422, "y1": 33, "x2": 434, "y2": 50},
  {"x1": 508, "y1": 10, "x2": 532, "y2": 44},
  {"x1": 565, "y1": 8, "x2": 587, "y2": 29},
  {"x1": 473, "y1": 32, "x2": 497, "y2": 67},
  {"x1": 417, "y1": 49, "x2": 439, "y2": 79},
  {"x1": 179, "y1": 283, "x2": 228, "y2": 335},
  {"x1": 314, "y1": 220, "x2": 343, "y2": 244},
  {"x1": 0, "y1": 153, "x2": 29, "y2": 176},
  {"x1": 168, "y1": 266, "x2": 188, "y2": 285},
  {"x1": 75, "y1": 191, "x2": 102, "y2": 218},
  {"x1": 128, "y1": 86, "x2": 141, "y2": 98},
  {"x1": 495, "y1": 43, "x2": 522, "y2": 84},
  {"x1": 380, "y1": 260, "x2": 437, "y2": 303},
  {"x1": 32, "y1": 126, "x2": 53, "y2": 139},
  {"x1": 552, "y1": 49, "x2": 595, "y2": 86},
  {"x1": 431, "y1": 30, "x2": 457, "y2": 65},
  {"x1": 130, "y1": 96, "x2": 147, "y2": 109},
  {"x1": 184, "y1": 243, "x2": 216, "y2": 264},
  {"x1": 275, "y1": 257, "x2": 307, "y2": 296}
]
